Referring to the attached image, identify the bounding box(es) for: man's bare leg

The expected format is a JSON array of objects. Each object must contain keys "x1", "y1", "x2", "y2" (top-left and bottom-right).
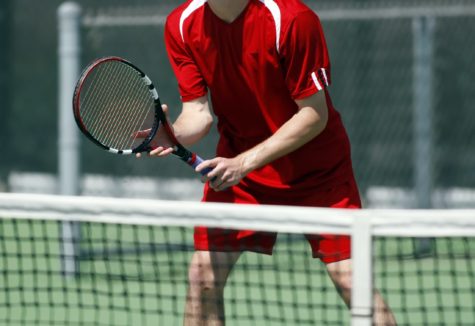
[
  {"x1": 326, "y1": 259, "x2": 397, "y2": 325},
  {"x1": 184, "y1": 251, "x2": 241, "y2": 326}
]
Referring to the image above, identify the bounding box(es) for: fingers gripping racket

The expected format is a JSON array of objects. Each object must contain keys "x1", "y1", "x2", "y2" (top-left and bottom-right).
[{"x1": 73, "y1": 56, "x2": 210, "y2": 175}]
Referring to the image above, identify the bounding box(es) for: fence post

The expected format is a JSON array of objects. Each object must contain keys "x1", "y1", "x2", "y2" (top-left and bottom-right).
[
  {"x1": 413, "y1": 15, "x2": 436, "y2": 255},
  {"x1": 58, "y1": 1, "x2": 81, "y2": 276}
]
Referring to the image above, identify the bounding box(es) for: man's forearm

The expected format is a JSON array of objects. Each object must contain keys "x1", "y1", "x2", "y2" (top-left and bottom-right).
[
  {"x1": 237, "y1": 92, "x2": 328, "y2": 175},
  {"x1": 173, "y1": 96, "x2": 213, "y2": 146}
]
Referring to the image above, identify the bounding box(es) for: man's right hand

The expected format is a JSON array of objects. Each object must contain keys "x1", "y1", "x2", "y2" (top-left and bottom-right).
[{"x1": 135, "y1": 104, "x2": 175, "y2": 158}]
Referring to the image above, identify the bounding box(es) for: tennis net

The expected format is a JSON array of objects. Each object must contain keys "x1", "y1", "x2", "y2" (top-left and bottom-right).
[{"x1": 0, "y1": 193, "x2": 474, "y2": 326}]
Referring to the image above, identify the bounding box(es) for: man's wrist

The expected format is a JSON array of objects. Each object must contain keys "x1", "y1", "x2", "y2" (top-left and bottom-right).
[{"x1": 238, "y1": 150, "x2": 259, "y2": 177}]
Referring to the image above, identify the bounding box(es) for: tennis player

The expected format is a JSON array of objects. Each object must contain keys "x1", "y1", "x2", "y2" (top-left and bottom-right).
[{"x1": 141, "y1": 0, "x2": 397, "y2": 324}]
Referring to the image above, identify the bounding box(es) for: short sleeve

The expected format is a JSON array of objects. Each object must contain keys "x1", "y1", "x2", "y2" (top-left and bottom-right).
[
  {"x1": 164, "y1": 17, "x2": 208, "y2": 102},
  {"x1": 280, "y1": 11, "x2": 331, "y2": 100}
]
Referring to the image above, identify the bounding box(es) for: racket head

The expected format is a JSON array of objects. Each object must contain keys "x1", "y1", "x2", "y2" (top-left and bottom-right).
[{"x1": 73, "y1": 56, "x2": 161, "y2": 154}]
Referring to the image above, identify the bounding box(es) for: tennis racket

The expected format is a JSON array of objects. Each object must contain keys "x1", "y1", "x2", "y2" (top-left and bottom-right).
[{"x1": 73, "y1": 56, "x2": 211, "y2": 175}]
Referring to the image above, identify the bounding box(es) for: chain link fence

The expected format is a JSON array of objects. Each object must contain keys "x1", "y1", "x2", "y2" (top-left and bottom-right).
[{"x1": 2, "y1": 0, "x2": 474, "y2": 205}]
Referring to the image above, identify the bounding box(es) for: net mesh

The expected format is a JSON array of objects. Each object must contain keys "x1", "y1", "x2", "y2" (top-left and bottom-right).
[
  {"x1": 1, "y1": 220, "x2": 351, "y2": 326},
  {"x1": 373, "y1": 237, "x2": 475, "y2": 325},
  {"x1": 1, "y1": 193, "x2": 474, "y2": 325}
]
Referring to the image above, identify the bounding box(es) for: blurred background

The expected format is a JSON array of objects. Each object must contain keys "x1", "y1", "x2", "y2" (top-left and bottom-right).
[{"x1": 0, "y1": 0, "x2": 474, "y2": 207}]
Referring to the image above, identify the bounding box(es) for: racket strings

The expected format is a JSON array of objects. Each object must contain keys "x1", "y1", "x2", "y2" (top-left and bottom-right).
[
  {"x1": 100, "y1": 64, "x2": 141, "y2": 148},
  {"x1": 82, "y1": 62, "x2": 122, "y2": 140},
  {"x1": 120, "y1": 77, "x2": 154, "y2": 149},
  {"x1": 79, "y1": 61, "x2": 155, "y2": 151},
  {"x1": 82, "y1": 62, "x2": 121, "y2": 129},
  {"x1": 105, "y1": 65, "x2": 154, "y2": 150},
  {"x1": 115, "y1": 70, "x2": 153, "y2": 149},
  {"x1": 97, "y1": 64, "x2": 142, "y2": 149},
  {"x1": 86, "y1": 62, "x2": 125, "y2": 145}
]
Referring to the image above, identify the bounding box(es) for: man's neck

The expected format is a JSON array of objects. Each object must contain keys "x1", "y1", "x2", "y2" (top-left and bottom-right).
[{"x1": 208, "y1": 0, "x2": 250, "y2": 23}]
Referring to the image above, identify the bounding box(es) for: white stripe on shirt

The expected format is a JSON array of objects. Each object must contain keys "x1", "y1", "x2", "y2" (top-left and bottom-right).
[
  {"x1": 320, "y1": 68, "x2": 329, "y2": 86},
  {"x1": 179, "y1": 0, "x2": 207, "y2": 42},
  {"x1": 311, "y1": 71, "x2": 323, "y2": 91},
  {"x1": 258, "y1": 0, "x2": 282, "y2": 53}
]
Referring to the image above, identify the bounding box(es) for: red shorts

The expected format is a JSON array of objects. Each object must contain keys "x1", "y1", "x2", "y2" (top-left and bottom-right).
[{"x1": 195, "y1": 178, "x2": 362, "y2": 264}]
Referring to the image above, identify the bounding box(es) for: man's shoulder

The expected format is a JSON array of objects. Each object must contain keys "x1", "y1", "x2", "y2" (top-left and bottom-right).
[
  {"x1": 167, "y1": 1, "x2": 189, "y2": 21},
  {"x1": 273, "y1": 0, "x2": 314, "y2": 18},
  {"x1": 166, "y1": 0, "x2": 205, "y2": 26},
  {"x1": 271, "y1": 0, "x2": 319, "y2": 31}
]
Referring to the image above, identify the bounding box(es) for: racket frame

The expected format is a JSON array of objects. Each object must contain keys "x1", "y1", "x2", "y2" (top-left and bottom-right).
[
  {"x1": 73, "y1": 56, "x2": 205, "y2": 170},
  {"x1": 73, "y1": 56, "x2": 160, "y2": 155}
]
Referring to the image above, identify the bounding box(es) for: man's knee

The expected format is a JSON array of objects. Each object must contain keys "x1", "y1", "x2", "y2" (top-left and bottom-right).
[
  {"x1": 326, "y1": 259, "x2": 353, "y2": 292},
  {"x1": 187, "y1": 251, "x2": 236, "y2": 293},
  {"x1": 188, "y1": 261, "x2": 222, "y2": 292}
]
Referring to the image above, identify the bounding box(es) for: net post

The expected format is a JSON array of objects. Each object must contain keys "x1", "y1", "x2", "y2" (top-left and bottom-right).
[
  {"x1": 0, "y1": 1, "x2": 10, "y2": 185},
  {"x1": 58, "y1": 1, "x2": 82, "y2": 277},
  {"x1": 351, "y1": 216, "x2": 373, "y2": 326},
  {"x1": 413, "y1": 15, "x2": 436, "y2": 256}
]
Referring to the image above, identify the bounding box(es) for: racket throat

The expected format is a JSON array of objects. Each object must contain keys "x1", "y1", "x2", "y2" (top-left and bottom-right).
[{"x1": 174, "y1": 146, "x2": 195, "y2": 165}]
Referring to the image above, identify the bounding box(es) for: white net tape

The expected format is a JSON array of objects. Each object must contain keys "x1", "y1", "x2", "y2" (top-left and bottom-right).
[{"x1": 0, "y1": 193, "x2": 474, "y2": 237}]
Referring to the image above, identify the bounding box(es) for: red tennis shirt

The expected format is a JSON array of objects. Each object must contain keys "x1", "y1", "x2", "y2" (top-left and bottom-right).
[{"x1": 165, "y1": 0, "x2": 355, "y2": 193}]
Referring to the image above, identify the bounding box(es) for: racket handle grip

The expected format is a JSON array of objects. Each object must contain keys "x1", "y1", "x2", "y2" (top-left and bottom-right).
[{"x1": 190, "y1": 154, "x2": 213, "y2": 176}]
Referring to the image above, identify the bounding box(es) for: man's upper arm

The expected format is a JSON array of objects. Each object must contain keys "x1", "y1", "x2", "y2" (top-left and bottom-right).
[
  {"x1": 280, "y1": 10, "x2": 332, "y2": 100},
  {"x1": 164, "y1": 15, "x2": 208, "y2": 102},
  {"x1": 182, "y1": 95, "x2": 211, "y2": 116},
  {"x1": 294, "y1": 91, "x2": 329, "y2": 128}
]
